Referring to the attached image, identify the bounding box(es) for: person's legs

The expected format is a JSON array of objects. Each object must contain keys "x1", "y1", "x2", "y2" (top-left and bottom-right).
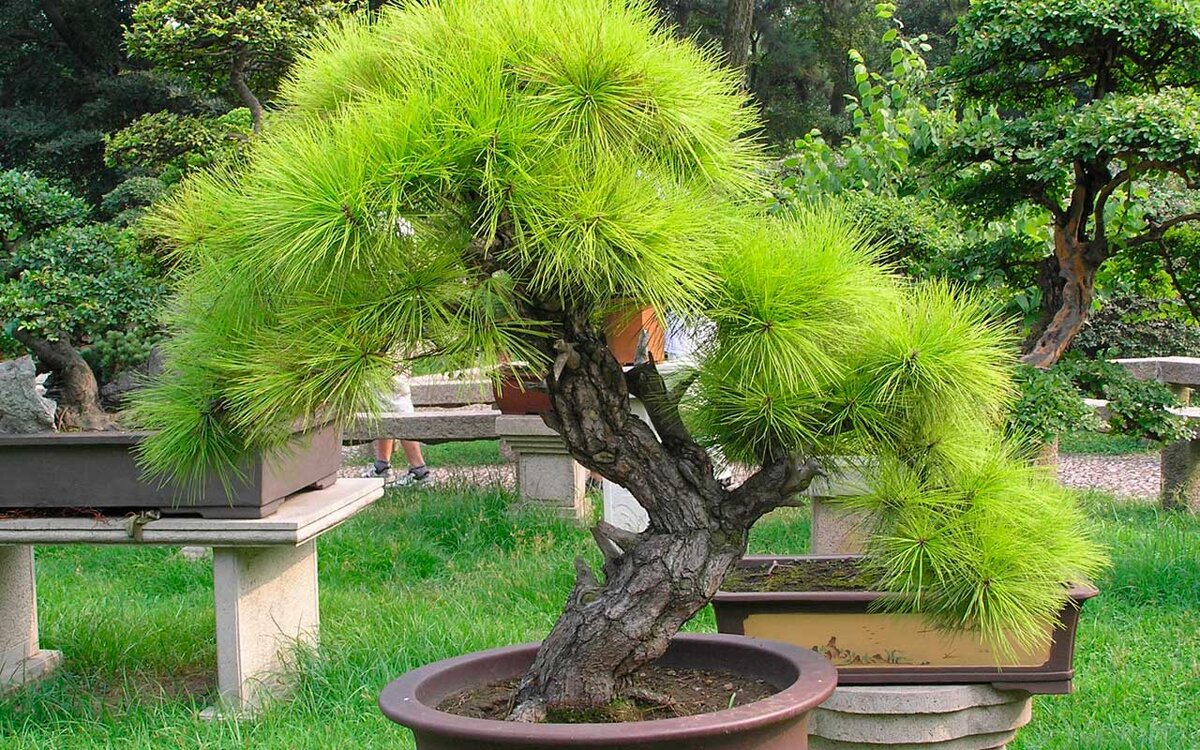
[
  {"x1": 395, "y1": 440, "x2": 430, "y2": 484},
  {"x1": 374, "y1": 438, "x2": 394, "y2": 465},
  {"x1": 400, "y1": 440, "x2": 425, "y2": 469}
]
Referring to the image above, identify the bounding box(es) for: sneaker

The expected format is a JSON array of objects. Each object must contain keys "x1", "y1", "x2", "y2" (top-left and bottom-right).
[
  {"x1": 392, "y1": 467, "x2": 431, "y2": 487},
  {"x1": 362, "y1": 463, "x2": 394, "y2": 483}
]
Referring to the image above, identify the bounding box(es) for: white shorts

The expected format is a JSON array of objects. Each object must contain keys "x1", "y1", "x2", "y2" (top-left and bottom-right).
[{"x1": 382, "y1": 373, "x2": 414, "y2": 414}]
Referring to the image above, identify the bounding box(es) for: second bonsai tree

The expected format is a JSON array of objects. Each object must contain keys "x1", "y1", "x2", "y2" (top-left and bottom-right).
[{"x1": 131, "y1": 0, "x2": 1106, "y2": 722}]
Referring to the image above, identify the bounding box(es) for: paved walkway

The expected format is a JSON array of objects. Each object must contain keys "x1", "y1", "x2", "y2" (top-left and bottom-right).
[{"x1": 341, "y1": 446, "x2": 1162, "y2": 500}]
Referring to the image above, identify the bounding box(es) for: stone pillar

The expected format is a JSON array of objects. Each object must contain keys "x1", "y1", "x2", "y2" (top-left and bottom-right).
[
  {"x1": 0, "y1": 546, "x2": 61, "y2": 693},
  {"x1": 807, "y1": 461, "x2": 872, "y2": 555},
  {"x1": 208, "y1": 542, "x2": 319, "y2": 715},
  {"x1": 810, "y1": 499, "x2": 870, "y2": 555},
  {"x1": 1162, "y1": 438, "x2": 1200, "y2": 512},
  {"x1": 808, "y1": 684, "x2": 1033, "y2": 750},
  {"x1": 495, "y1": 415, "x2": 591, "y2": 523}
]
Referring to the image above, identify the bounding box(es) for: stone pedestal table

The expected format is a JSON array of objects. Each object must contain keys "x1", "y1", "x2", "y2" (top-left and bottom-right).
[{"x1": 0, "y1": 478, "x2": 383, "y2": 715}]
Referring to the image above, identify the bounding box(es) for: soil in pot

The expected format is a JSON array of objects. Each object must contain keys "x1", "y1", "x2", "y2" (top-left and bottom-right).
[
  {"x1": 439, "y1": 665, "x2": 775, "y2": 723},
  {"x1": 722, "y1": 557, "x2": 872, "y2": 593}
]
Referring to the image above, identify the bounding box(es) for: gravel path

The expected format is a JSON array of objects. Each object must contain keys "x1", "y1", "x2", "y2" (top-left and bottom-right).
[
  {"x1": 1058, "y1": 452, "x2": 1160, "y2": 500},
  {"x1": 341, "y1": 445, "x2": 1162, "y2": 500}
]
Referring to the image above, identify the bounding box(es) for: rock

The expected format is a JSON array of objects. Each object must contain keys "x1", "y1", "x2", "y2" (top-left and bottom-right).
[
  {"x1": 100, "y1": 345, "x2": 167, "y2": 409},
  {"x1": 0, "y1": 357, "x2": 56, "y2": 433}
]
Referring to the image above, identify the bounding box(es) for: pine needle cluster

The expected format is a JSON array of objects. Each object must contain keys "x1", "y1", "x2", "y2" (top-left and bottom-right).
[{"x1": 130, "y1": 0, "x2": 1104, "y2": 654}]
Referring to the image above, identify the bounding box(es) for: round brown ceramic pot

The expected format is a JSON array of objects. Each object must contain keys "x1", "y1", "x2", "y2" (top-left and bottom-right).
[{"x1": 379, "y1": 633, "x2": 837, "y2": 750}]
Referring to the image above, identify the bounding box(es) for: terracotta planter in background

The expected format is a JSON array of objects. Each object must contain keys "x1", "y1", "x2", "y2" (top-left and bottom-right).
[
  {"x1": 0, "y1": 423, "x2": 341, "y2": 519},
  {"x1": 495, "y1": 364, "x2": 552, "y2": 415},
  {"x1": 379, "y1": 633, "x2": 837, "y2": 750},
  {"x1": 713, "y1": 555, "x2": 1097, "y2": 695},
  {"x1": 604, "y1": 304, "x2": 665, "y2": 365}
]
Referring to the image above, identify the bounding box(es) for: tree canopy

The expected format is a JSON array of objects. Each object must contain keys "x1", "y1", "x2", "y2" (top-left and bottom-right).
[{"x1": 126, "y1": 0, "x2": 359, "y2": 130}]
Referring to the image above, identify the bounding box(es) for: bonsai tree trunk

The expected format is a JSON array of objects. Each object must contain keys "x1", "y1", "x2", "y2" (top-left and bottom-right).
[
  {"x1": 1022, "y1": 163, "x2": 1112, "y2": 369},
  {"x1": 508, "y1": 311, "x2": 817, "y2": 721},
  {"x1": 12, "y1": 329, "x2": 111, "y2": 430}
]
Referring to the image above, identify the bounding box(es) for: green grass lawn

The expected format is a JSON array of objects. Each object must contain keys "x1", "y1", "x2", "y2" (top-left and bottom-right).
[
  {"x1": 1059, "y1": 430, "x2": 1156, "y2": 456},
  {"x1": 1, "y1": 481, "x2": 1196, "y2": 749}
]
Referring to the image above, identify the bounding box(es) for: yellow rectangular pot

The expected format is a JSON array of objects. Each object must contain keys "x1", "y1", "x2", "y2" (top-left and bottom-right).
[{"x1": 713, "y1": 555, "x2": 1097, "y2": 695}]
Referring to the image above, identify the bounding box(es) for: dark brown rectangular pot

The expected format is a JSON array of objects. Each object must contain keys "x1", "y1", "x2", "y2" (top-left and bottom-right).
[
  {"x1": 713, "y1": 555, "x2": 1098, "y2": 695},
  {"x1": 379, "y1": 633, "x2": 836, "y2": 750},
  {"x1": 0, "y1": 423, "x2": 342, "y2": 519}
]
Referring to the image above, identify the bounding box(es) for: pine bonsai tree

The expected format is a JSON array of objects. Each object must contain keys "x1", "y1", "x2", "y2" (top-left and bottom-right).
[{"x1": 132, "y1": 0, "x2": 1105, "y2": 721}]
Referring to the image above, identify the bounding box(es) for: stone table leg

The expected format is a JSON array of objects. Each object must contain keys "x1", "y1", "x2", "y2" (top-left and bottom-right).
[
  {"x1": 207, "y1": 542, "x2": 319, "y2": 716},
  {"x1": 0, "y1": 546, "x2": 61, "y2": 693},
  {"x1": 1162, "y1": 438, "x2": 1200, "y2": 512}
]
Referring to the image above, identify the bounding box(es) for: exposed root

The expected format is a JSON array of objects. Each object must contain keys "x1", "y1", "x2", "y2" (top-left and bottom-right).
[{"x1": 506, "y1": 697, "x2": 547, "y2": 723}]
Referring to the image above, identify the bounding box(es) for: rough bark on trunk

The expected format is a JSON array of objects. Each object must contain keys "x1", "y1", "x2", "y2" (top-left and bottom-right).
[
  {"x1": 506, "y1": 310, "x2": 817, "y2": 721},
  {"x1": 722, "y1": 0, "x2": 754, "y2": 78},
  {"x1": 12, "y1": 329, "x2": 112, "y2": 430},
  {"x1": 1022, "y1": 229, "x2": 1103, "y2": 369}
]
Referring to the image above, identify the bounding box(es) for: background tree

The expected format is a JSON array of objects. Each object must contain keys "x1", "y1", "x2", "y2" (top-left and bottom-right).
[
  {"x1": 133, "y1": 0, "x2": 1104, "y2": 722},
  {"x1": 722, "y1": 0, "x2": 755, "y2": 76},
  {"x1": 941, "y1": 0, "x2": 1200, "y2": 368},
  {"x1": 125, "y1": 0, "x2": 359, "y2": 132},
  {"x1": 0, "y1": 170, "x2": 164, "y2": 427}
]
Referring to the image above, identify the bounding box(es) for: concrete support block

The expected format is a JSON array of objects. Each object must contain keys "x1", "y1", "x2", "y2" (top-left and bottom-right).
[
  {"x1": 601, "y1": 400, "x2": 651, "y2": 533},
  {"x1": 211, "y1": 542, "x2": 319, "y2": 713},
  {"x1": 810, "y1": 498, "x2": 870, "y2": 555},
  {"x1": 603, "y1": 479, "x2": 650, "y2": 533},
  {"x1": 0, "y1": 546, "x2": 61, "y2": 693},
  {"x1": 1161, "y1": 438, "x2": 1200, "y2": 512},
  {"x1": 495, "y1": 415, "x2": 590, "y2": 523},
  {"x1": 809, "y1": 684, "x2": 1031, "y2": 750}
]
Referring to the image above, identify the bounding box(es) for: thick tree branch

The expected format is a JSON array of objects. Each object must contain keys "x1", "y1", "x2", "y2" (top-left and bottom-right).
[
  {"x1": 624, "y1": 359, "x2": 694, "y2": 453},
  {"x1": 724, "y1": 455, "x2": 820, "y2": 526},
  {"x1": 232, "y1": 53, "x2": 263, "y2": 133},
  {"x1": 1158, "y1": 239, "x2": 1200, "y2": 322},
  {"x1": 1126, "y1": 213, "x2": 1200, "y2": 248},
  {"x1": 1027, "y1": 185, "x2": 1066, "y2": 224}
]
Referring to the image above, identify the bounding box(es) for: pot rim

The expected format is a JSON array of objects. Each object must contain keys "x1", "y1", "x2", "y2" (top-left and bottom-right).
[
  {"x1": 714, "y1": 554, "x2": 1100, "y2": 603},
  {"x1": 379, "y1": 633, "x2": 837, "y2": 745}
]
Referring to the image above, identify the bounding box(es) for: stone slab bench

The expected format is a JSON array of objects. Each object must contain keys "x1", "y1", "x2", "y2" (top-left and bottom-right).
[
  {"x1": 0, "y1": 478, "x2": 383, "y2": 715},
  {"x1": 1112, "y1": 356, "x2": 1200, "y2": 391},
  {"x1": 1096, "y1": 355, "x2": 1200, "y2": 511},
  {"x1": 409, "y1": 373, "x2": 494, "y2": 408},
  {"x1": 346, "y1": 406, "x2": 499, "y2": 444}
]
